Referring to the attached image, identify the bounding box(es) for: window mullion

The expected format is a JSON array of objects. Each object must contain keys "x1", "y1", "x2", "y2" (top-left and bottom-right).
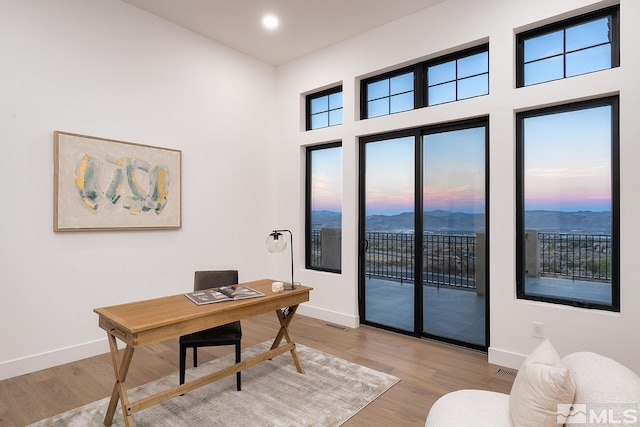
[{"x1": 563, "y1": 28, "x2": 568, "y2": 79}]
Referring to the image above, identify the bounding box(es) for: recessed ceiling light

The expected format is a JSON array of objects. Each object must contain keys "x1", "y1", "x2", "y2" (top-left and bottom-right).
[{"x1": 262, "y1": 13, "x2": 279, "y2": 31}]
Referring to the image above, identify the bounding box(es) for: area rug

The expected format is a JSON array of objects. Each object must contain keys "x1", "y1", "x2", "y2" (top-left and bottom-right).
[{"x1": 29, "y1": 341, "x2": 399, "y2": 426}]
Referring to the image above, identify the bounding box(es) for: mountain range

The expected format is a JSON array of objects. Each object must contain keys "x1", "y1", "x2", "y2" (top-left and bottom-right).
[{"x1": 312, "y1": 210, "x2": 611, "y2": 234}]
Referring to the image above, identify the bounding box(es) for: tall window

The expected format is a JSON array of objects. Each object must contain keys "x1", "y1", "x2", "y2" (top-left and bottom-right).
[
  {"x1": 306, "y1": 86, "x2": 343, "y2": 130},
  {"x1": 517, "y1": 6, "x2": 619, "y2": 87},
  {"x1": 305, "y1": 143, "x2": 342, "y2": 272},
  {"x1": 516, "y1": 97, "x2": 619, "y2": 311},
  {"x1": 427, "y1": 46, "x2": 489, "y2": 106}
]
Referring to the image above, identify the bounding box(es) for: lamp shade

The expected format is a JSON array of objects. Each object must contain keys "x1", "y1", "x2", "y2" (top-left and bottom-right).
[
  {"x1": 265, "y1": 229, "x2": 296, "y2": 289},
  {"x1": 266, "y1": 231, "x2": 288, "y2": 253}
]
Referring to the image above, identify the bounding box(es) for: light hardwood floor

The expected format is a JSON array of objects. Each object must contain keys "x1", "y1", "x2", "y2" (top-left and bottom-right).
[{"x1": 0, "y1": 313, "x2": 514, "y2": 426}]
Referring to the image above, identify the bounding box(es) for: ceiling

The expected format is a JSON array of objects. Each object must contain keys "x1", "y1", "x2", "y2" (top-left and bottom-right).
[{"x1": 120, "y1": 0, "x2": 446, "y2": 65}]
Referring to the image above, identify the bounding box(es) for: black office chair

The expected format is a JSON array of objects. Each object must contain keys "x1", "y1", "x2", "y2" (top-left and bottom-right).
[{"x1": 179, "y1": 270, "x2": 242, "y2": 391}]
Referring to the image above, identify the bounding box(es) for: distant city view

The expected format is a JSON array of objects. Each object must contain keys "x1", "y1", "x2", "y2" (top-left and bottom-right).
[
  {"x1": 310, "y1": 209, "x2": 612, "y2": 285},
  {"x1": 312, "y1": 209, "x2": 611, "y2": 234}
]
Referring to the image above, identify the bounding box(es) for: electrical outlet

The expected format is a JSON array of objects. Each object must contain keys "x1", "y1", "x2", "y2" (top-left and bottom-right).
[{"x1": 532, "y1": 322, "x2": 544, "y2": 338}]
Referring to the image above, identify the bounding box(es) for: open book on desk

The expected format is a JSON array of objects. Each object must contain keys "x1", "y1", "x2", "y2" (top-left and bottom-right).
[{"x1": 185, "y1": 285, "x2": 265, "y2": 305}]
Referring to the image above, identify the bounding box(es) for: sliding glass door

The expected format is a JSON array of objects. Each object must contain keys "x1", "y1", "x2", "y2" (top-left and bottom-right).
[{"x1": 359, "y1": 119, "x2": 488, "y2": 349}]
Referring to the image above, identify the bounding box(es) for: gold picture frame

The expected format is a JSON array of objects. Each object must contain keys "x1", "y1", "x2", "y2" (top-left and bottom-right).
[{"x1": 54, "y1": 131, "x2": 182, "y2": 231}]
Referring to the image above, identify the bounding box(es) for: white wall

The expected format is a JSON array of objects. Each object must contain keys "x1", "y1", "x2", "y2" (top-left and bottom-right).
[
  {"x1": 276, "y1": 0, "x2": 640, "y2": 372},
  {"x1": 0, "y1": 0, "x2": 281, "y2": 379}
]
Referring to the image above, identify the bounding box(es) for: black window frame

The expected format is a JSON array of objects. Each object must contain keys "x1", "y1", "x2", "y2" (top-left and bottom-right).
[
  {"x1": 515, "y1": 96, "x2": 620, "y2": 312},
  {"x1": 425, "y1": 43, "x2": 490, "y2": 106},
  {"x1": 360, "y1": 65, "x2": 417, "y2": 120},
  {"x1": 360, "y1": 43, "x2": 489, "y2": 119},
  {"x1": 516, "y1": 5, "x2": 620, "y2": 88},
  {"x1": 305, "y1": 85, "x2": 343, "y2": 131},
  {"x1": 357, "y1": 116, "x2": 490, "y2": 349},
  {"x1": 305, "y1": 141, "x2": 343, "y2": 273}
]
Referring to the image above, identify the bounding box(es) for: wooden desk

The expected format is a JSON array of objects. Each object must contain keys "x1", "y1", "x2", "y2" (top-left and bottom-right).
[{"x1": 94, "y1": 279, "x2": 312, "y2": 427}]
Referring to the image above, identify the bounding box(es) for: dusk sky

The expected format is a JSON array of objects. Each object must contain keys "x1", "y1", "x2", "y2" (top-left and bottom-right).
[
  {"x1": 311, "y1": 145, "x2": 342, "y2": 212},
  {"x1": 363, "y1": 126, "x2": 486, "y2": 216},
  {"x1": 312, "y1": 105, "x2": 611, "y2": 216},
  {"x1": 365, "y1": 136, "x2": 415, "y2": 215},
  {"x1": 524, "y1": 105, "x2": 611, "y2": 212},
  {"x1": 423, "y1": 127, "x2": 485, "y2": 214}
]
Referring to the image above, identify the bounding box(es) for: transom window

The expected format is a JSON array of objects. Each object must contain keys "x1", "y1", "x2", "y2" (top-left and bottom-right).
[
  {"x1": 427, "y1": 47, "x2": 488, "y2": 105},
  {"x1": 517, "y1": 6, "x2": 619, "y2": 87},
  {"x1": 306, "y1": 86, "x2": 343, "y2": 130},
  {"x1": 361, "y1": 44, "x2": 489, "y2": 119},
  {"x1": 364, "y1": 70, "x2": 415, "y2": 118}
]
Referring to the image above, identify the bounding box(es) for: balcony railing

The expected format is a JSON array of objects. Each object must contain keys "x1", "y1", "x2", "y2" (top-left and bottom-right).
[
  {"x1": 310, "y1": 229, "x2": 612, "y2": 290},
  {"x1": 538, "y1": 232, "x2": 612, "y2": 281},
  {"x1": 363, "y1": 232, "x2": 477, "y2": 289},
  {"x1": 365, "y1": 231, "x2": 416, "y2": 283},
  {"x1": 310, "y1": 229, "x2": 322, "y2": 267},
  {"x1": 423, "y1": 234, "x2": 477, "y2": 288},
  {"x1": 311, "y1": 229, "x2": 478, "y2": 289}
]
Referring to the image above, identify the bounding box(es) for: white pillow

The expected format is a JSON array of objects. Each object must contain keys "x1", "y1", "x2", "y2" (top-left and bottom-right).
[{"x1": 509, "y1": 339, "x2": 576, "y2": 427}]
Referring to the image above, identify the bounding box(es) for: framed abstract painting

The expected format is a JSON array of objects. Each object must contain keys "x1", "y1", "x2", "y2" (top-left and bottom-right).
[{"x1": 54, "y1": 131, "x2": 182, "y2": 231}]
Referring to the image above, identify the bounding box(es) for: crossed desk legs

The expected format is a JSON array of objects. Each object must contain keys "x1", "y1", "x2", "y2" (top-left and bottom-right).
[
  {"x1": 271, "y1": 306, "x2": 304, "y2": 373},
  {"x1": 102, "y1": 306, "x2": 304, "y2": 427}
]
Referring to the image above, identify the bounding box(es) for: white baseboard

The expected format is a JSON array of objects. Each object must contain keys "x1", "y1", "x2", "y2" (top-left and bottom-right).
[
  {"x1": 488, "y1": 346, "x2": 527, "y2": 370},
  {"x1": 0, "y1": 306, "x2": 355, "y2": 381},
  {"x1": 298, "y1": 303, "x2": 359, "y2": 329},
  {"x1": 0, "y1": 338, "x2": 112, "y2": 381}
]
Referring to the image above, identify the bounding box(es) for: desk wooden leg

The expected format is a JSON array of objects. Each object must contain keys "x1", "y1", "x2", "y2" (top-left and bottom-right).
[
  {"x1": 271, "y1": 305, "x2": 304, "y2": 373},
  {"x1": 104, "y1": 332, "x2": 135, "y2": 427}
]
